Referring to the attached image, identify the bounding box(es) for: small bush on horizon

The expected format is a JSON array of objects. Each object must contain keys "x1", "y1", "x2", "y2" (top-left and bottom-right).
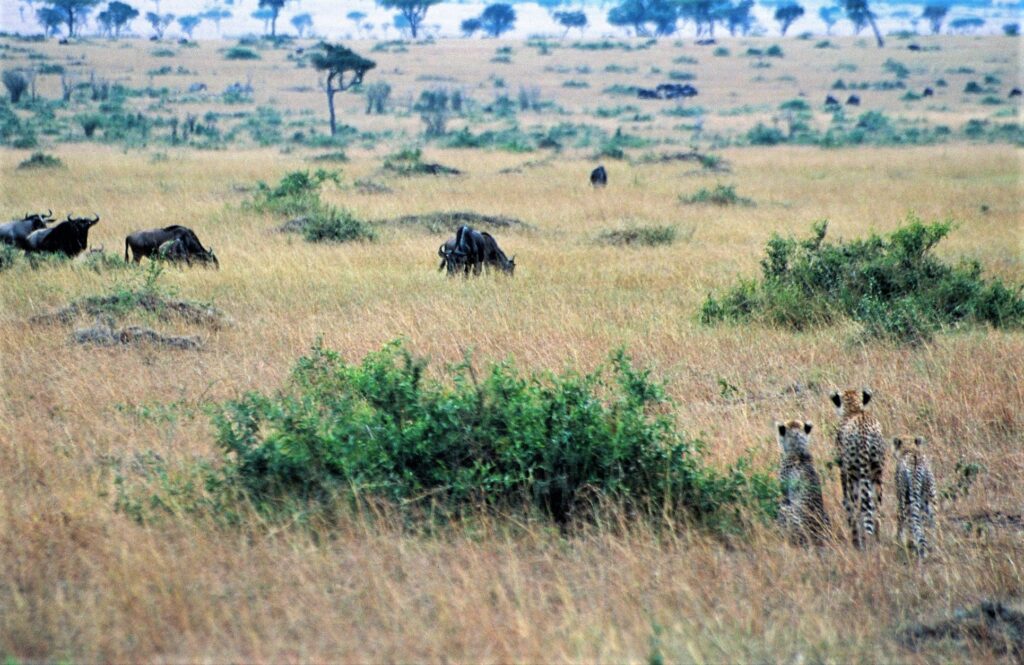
[
  {"x1": 597, "y1": 225, "x2": 677, "y2": 247},
  {"x1": 681, "y1": 183, "x2": 753, "y2": 206}
]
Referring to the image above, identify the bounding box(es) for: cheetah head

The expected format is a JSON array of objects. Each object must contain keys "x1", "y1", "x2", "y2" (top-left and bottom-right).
[
  {"x1": 893, "y1": 435, "x2": 925, "y2": 457},
  {"x1": 776, "y1": 419, "x2": 813, "y2": 457},
  {"x1": 829, "y1": 388, "x2": 872, "y2": 417}
]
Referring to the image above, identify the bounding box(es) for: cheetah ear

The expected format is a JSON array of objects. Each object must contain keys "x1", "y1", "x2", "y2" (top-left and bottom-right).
[
  {"x1": 829, "y1": 391, "x2": 841, "y2": 407},
  {"x1": 862, "y1": 389, "x2": 872, "y2": 406},
  {"x1": 914, "y1": 436, "x2": 926, "y2": 447},
  {"x1": 776, "y1": 421, "x2": 787, "y2": 437},
  {"x1": 803, "y1": 421, "x2": 813, "y2": 434},
  {"x1": 892, "y1": 437, "x2": 903, "y2": 452}
]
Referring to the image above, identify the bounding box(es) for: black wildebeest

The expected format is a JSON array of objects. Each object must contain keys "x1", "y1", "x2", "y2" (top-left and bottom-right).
[
  {"x1": 590, "y1": 165, "x2": 608, "y2": 188},
  {"x1": 922, "y1": 87, "x2": 934, "y2": 97},
  {"x1": 825, "y1": 95, "x2": 840, "y2": 107},
  {"x1": 1010, "y1": 88, "x2": 1022, "y2": 98},
  {"x1": 657, "y1": 83, "x2": 698, "y2": 99},
  {"x1": 24, "y1": 214, "x2": 99, "y2": 257},
  {"x1": 637, "y1": 88, "x2": 659, "y2": 100},
  {"x1": 0, "y1": 210, "x2": 53, "y2": 249},
  {"x1": 846, "y1": 94, "x2": 861, "y2": 106},
  {"x1": 125, "y1": 225, "x2": 218, "y2": 267},
  {"x1": 442, "y1": 226, "x2": 515, "y2": 277},
  {"x1": 157, "y1": 237, "x2": 219, "y2": 268}
]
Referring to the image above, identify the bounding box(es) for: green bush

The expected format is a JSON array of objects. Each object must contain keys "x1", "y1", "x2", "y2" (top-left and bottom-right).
[
  {"x1": 0, "y1": 243, "x2": 20, "y2": 272},
  {"x1": 597, "y1": 225, "x2": 677, "y2": 247},
  {"x1": 247, "y1": 169, "x2": 340, "y2": 217},
  {"x1": 208, "y1": 341, "x2": 777, "y2": 529},
  {"x1": 16, "y1": 151, "x2": 62, "y2": 169},
  {"x1": 746, "y1": 123, "x2": 787, "y2": 145},
  {"x1": 680, "y1": 183, "x2": 753, "y2": 206},
  {"x1": 300, "y1": 207, "x2": 376, "y2": 244},
  {"x1": 224, "y1": 47, "x2": 260, "y2": 60},
  {"x1": 700, "y1": 217, "x2": 1024, "y2": 343}
]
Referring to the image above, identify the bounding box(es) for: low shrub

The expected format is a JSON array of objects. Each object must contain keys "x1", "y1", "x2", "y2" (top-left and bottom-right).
[
  {"x1": 680, "y1": 183, "x2": 753, "y2": 206},
  {"x1": 597, "y1": 225, "x2": 676, "y2": 247},
  {"x1": 300, "y1": 207, "x2": 375, "y2": 244},
  {"x1": 247, "y1": 169, "x2": 340, "y2": 217},
  {"x1": 700, "y1": 217, "x2": 1024, "y2": 343},
  {"x1": 16, "y1": 151, "x2": 62, "y2": 169},
  {"x1": 224, "y1": 47, "x2": 260, "y2": 60},
  {"x1": 205, "y1": 341, "x2": 777, "y2": 529}
]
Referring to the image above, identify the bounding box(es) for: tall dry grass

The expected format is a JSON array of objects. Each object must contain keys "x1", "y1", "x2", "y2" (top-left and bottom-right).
[{"x1": 1, "y1": 35, "x2": 1022, "y2": 662}]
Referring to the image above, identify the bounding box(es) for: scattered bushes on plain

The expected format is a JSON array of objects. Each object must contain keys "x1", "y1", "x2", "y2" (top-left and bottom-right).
[
  {"x1": 224, "y1": 47, "x2": 260, "y2": 60},
  {"x1": 700, "y1": 217, "x2": 1024, "y2": 343},
  {"x1": 298, "y1": 207, "x2": 376, "y2": 244},
  {"x1": 201, "y1": 341, "x2": 776, "y2": 529},
  {"x1": 248, "y1": 169, "x2": 340, "y2": 217}
]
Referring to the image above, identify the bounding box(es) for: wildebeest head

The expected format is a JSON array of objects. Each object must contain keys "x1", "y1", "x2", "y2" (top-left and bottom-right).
[{"x1": 158, "y1": 238, "x2": 219, "y2": 268}]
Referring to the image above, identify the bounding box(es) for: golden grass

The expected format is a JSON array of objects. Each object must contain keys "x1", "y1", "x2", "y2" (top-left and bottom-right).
[{"x1": 1, "y1": 35, "x2": 1023, "y2": 662}]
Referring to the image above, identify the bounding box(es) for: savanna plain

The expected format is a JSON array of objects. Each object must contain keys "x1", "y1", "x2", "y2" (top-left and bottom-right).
[{"x1": 1, "y1": 32, "x2": 1023, "y2": 662}]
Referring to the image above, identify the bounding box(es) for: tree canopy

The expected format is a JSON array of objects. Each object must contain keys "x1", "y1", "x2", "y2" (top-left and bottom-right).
[
  {"x1": 310, "y1": 43, "x2": 376, "y2": 136},
  {"x1": 481, "y1": 3, "x2": 516, "y2": 37},
  {"x1": 774, "y1": 3, "x2": 804, "y2": 36},
  {"x1": 41, "y1": 0, "x2": 101, "y2": 38},
  {"x1": 553, "y1": 10, "x2": 587, "y2": 39},
  {"x1": 97, "y1": 1, "x2": 138, "y2": 38},
  {"x1": 922, "y1": 5, "x2": 950, "y2": 34},
  {"x1": 376, "y1": 0, "x2": 440, "y2": 39},
  {"x1": 177, "y1": 14, "x2": 201, "y2": 39}
]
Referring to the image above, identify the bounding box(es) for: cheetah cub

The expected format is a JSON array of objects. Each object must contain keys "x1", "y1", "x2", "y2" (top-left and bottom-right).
[
  {"x1": 776, "y1": 420, "x2": 831, "y2": 546},
  {"x1": 830, "y1": 389, "x2": 886, "y2": 548},
  {"x1": 893, "y1": 436, "x2": 937, "y2": 558}
]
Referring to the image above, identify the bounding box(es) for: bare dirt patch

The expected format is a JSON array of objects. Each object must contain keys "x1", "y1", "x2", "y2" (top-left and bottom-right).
[
  {"x1": 30, "y1": 294, "x2": 229, "y2": 329},
  {"x1": 74, "y1": 323, "x2": 202, "y2": 350}
]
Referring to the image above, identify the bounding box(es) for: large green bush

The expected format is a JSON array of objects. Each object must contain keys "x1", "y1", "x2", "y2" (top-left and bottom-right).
[
  {"x1": 247, "y1": 169, "x2": 340, "y2": 217},
  {"x1": 701, "y1": 217, "x2": 1024, "y2": 343},
  {"x1": 210, "y1": 341, "x2": 776, "y2": 529}
]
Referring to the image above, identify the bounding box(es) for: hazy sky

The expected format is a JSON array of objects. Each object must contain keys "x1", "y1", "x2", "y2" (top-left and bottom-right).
[{"x1": 2, "y1": 0, "x2": 1017, "y2": 40}]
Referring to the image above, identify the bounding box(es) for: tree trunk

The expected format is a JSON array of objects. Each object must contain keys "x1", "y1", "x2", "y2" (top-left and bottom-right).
[
  {"x1": 326, "y1": 81, "x2": 337, "y2": 136},
  {"x1": 67, "y1": 10, "x2": 75, "y2": 38},
  {"x1": 409, "y1": 12, "x2": 418, "y2": 39},
  {"x1": 271, "y1": 14, "x2": 277, "y2": 37},
  {"x1": 868, "y1": 14, "x2": 884, "y2": 47}
]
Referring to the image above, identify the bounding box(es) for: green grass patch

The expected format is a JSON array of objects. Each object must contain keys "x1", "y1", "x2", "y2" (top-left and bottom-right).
[
  {"x1": 16, "y1": 151, "x2": 63, "y2": 169},
  {"x1": 680, "y1": 183, "x2": 753, "y2": 206},
  {"x1": 597, "y1": 225, "x2": 677, "y2": 247}
]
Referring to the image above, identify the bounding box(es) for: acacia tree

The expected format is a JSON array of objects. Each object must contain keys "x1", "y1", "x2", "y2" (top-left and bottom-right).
[
  {"x1": 480, "y1": 3, "x2": 516, "y2": 37},
  {"x1": 460, "y1": 17, "x2": 481, "y2": 36},
  {"x1": 376, "y1": 0, "x2": 440, "y2": 39},
  {"x1": 346, "y1": 10, "x2": 366, "y2": 36},
  {"x1": 42, "y1": 0, "x2": 100, "y2": 38},
  {"x1": 725, "y1": 0, "x2": 754, "y2": 36},
  {"x1": 774, "y1": 3, "x2": 803, "y2": 36},
  {"x1": 608, "y1": 0, "x2": 677, "y2": 37},
  {"x1": 677, "y1": 0, "x2": 730, "y2": 39},
  {"x1": 97, "y1": 0, "x2": 137, "y2": 38},
  {"x1": 202, "y1": 6, "x2": 230, "y2": 35},
  {"x1": 37, "y1": 6, "x2": 66, "y2": 36},
  {"x1": 177, "y1": 14, "x2": 200, "y2": 39},
  {"x1": 842, "y1": 0, "x2": 883, "y2": 47},
  {"x1": 291, "y1": 12, "x2": 312, "y2": 38},
  {"x1": 145, "y1": 10, "x2": 173, "y2": 38},
  {"x1": 311, "y1": 43, "x2": 375, "y2": 136},
  {"x1": 819, "y1": 5, "x2": 841, "y2": 35},
  {"x1": 553, "y1": 10, "x2": 587, "y2": 39},
  {"x1": 258, "y1": 0, "x2": 284, "y2": 37},
  {"x1": 922, "y1": 4, "x2": 949, "y2": 34}
]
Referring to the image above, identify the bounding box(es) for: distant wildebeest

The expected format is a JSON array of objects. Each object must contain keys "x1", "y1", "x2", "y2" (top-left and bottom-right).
[
  {"x1": 922, "y1": 87, "x2": 934, "y2": 97},
  {"x1": 187, "y1": 82, "x2": 208, "y2": 93},
  {"x1": 825, "y1": 95, "x2": 840, "y2": 107},
  {"x1": 1010, "y1": 88, "x2": 1022, "y2": 98},
  {"x1": 846, "y1": 95, "x2": 861, "y2": 106},
  {"x1": 445, "y1": 226, "x2": 515, "y2": 277},
  {"x1": 695, "y1": 38, "x2": 716, "y2": 46},
  {"x1": 657, "y1": 83, "x2": 698, "y2": 99},
  {"x1": 637, "y1": 88, "x2": 659, "y2": 100},
  {"x1": 590, "y1": 165, "x2": 608, "y2": 188},
  {"x1": 157, "y1": 238, "x2": 219, "y2": 268},
  {"x1": 125, "y1": 225, "x2": 217, "y2": 267},
  {"x1": 24, "y1": 214, "x2": 99, "y2": 257},
  {"x1": 908, "y1": 43, "x2": 922, "y2": 51},
  {"x1": 0, "y1": 210, "x2": 53, "y2": 249}
]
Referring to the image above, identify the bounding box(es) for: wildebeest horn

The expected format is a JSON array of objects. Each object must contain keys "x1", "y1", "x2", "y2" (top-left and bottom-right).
[
  {"x1": 66, "y1": 213, "x2": 73, "y2": 221},
  {"x1": 90, "y1": 214, "x2": 99, "y2": 222},
  {"x1": 44, "y1": 209, "x2": 53, "y2": 219}
]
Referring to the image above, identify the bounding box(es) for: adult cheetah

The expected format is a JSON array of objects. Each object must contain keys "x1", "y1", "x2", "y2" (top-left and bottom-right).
[
  {"x1": 893, "y1": 436, "x2": 937, "y2": 558},
  {"x1": 776, "y1": 420, "x2": 832, "y2": 546},
  {"x1": 830, "y1": 389, "x2": 886, "y2": 548}
]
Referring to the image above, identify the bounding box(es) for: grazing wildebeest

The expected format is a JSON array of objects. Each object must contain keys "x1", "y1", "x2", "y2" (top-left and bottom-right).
[
  {"x1": 908, "y1": 43, "x2": 922, "y2": 51},
  {"x1": 156, "y1": 238, "x2": 219, "y2": 268},
  {"x1": 24, "y1": 214, "x2": 99, "y2": 257},
  {"x1": 447, "y1": 226, "x2": 515, "y2": 277},
  {"x1": 846, "y1": 94, "x2": 861, "y2": 106},
  {"x1": 125, "y1": 225, "x2": 217, "y2": 267},
  {"x1": 922, "y1": 87, "x2": 934, "y2": 97},
  {"x1": 1010, "y1": 88, "x2": 1022, "y2": 98},
  {"x1": 825, "y1": 95, "x2": 840, "y2": 107},
  {"x1": 438, "y1": 237, "x2": 462, "y2": 275},
  {"x1": 590, "y1": 165, "x2": 608, "y2": 188},
  {"x1": 0, "y1": 210, "x2": 53, "y2": 249},
  {"x1": 637, "y1": 88, "x2": 659, "y2": 100}
]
